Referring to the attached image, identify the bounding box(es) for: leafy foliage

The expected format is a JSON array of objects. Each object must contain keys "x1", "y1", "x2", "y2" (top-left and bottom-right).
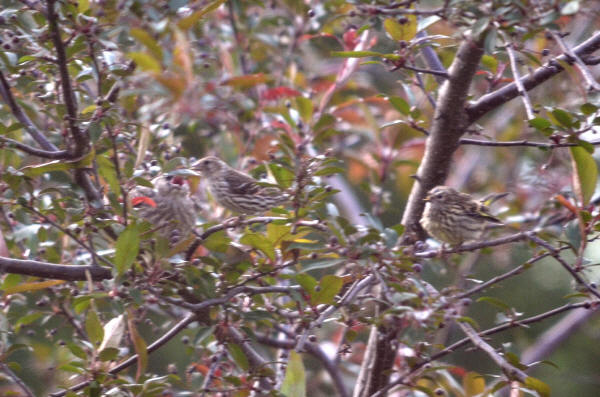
[{"x1": 0, "y1": 0, "x2": 600, "y2": 396}]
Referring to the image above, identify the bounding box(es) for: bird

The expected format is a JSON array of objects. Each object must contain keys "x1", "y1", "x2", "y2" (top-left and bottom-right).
[
  {"x1": 131, "y1": 174, "x2": 196, "y2": 243},
  {"x1": 191, "y1": 156, "x2": 289, "y2": 214},
  {"x1": 420, "y1": 185, "x2": 503, "y2": 246}
]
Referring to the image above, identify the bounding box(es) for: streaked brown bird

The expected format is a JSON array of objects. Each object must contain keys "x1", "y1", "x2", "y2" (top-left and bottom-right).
[
  {"x1": 192, "y1": 156, "x2": 289, "y2": 214},
  {"x1": 132, "y1": 174, "x2": 196, "y2": 242},
  {"x1": 420, "y1": 186, "x2": 503, "y2": 246}
]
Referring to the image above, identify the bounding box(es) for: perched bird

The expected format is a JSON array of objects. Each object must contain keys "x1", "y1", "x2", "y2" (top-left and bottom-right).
[
  {"x1": 131, "y1": 174, "x2": 196, "y2": 242},
  {"x1": 191, "y1": 156, "x2": 289, "y2": 214},
  {"x1": 420, "y1": 186, "x2": 503, "y2": 246}
]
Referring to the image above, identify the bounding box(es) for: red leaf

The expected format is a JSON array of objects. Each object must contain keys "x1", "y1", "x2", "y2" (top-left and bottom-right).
[
  {"x1": 132, "y1": 196, "x2": 157, "y2": 207},
  {"x1": 261, "y1": 86, "x2": 301, "y2": 101}
]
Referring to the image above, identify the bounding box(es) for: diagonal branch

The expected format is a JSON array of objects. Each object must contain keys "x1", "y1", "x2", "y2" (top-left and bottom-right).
[
  {"x1": 457, "y1": 321, "x2": 528, "y2": 382},
  {"x1": 504, "y1": 40, "x2": 536, "y2": 120},
  {"x1": 371, "y1": 300, "x2": 599, "y2": 397},
  {"x1": 50, "y1": 312, "x2": 198, "y2": 396},
  {"x1": 467, "y1": 32, "x2": 600, "y2": 122},
  {"x1": 550, "y1": 30, "x2": 600, "y2": 91},
  {"x1": 0, "y1": 70, "x2": 59, "y2": 152}
]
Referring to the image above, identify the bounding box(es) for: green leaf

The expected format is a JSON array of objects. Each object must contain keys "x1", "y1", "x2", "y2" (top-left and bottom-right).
[
  {"x1": 268, "y1": 163, "x2": 295, "y2": 188},
  {"x1": 114, "y1": 223, "x2": 140, "y2": 275},
  {"x1": 177, "y1": 0, "x2": 226, "y2": 30},
  {"x1": 481, "y1": 54, "x2": 498, "y2": 73},
  {"x1": 67, "y1": 342, "x2": 87, "y2": 359},
  {"x1": 127, "y1": 313, "x2": 147, "y2": 380},
  {"x1": 202, "y1": 230, "x2": 231, "y2": 253},
  {"x1": 296, "y1": 96, "x2": 313, "y2": 124},
  {"x1": 314, "y1": 166, "x2": 344, "y2": 176},
  {"x1": 388, "y1": 96, "x2": 410, "y2": 115},
  {"x1": 312, "y1": 275, "x2": 343, "y2": 305},
  {"x1": 383, "y1": 18, "x2": 402, "y2": 41},
  {"x1": 476, "y1": 296, "x2": 511, "y2": 312},
  {"x1": 98, "y1": 347, "x2": 119, "y2": 362},
  {"x1": 240, "y1": 232, "x2": 276, "y2": 261},
  {"x1": 127, "y1": 52, "x2": 161, "y2": 73},
  {"x1": 281, "y1": 351, "x2": 306, "y2": 397},
  {"x1": 484, "y1": 28, "x2": 498, "y2": 54},
  {"x1": 97, "y1": 154, "x2": 121, "y2": 197},
  {"x1": 21, "y1": 152, "x2": 94, "y2": 177},
  {"x1": 524, "y1": 376, "x2": 551, "y2": 397},
  {"x1": 330, "y1": 50, "x2": 382, "y2": 58},
  {"x1": 580, "y1": 103, "x2": 597, "y2": 116},
  {"x1": 570, "y1": 146, "x2": 597, "y2": 205},
  {"x1": 130, "y1": 28, "x2": 163, "y2": 61},
  {"x1": 551, "y1": 108, "x2": 574, "y2": 127},
  {"x1": 86, "y1": 309, "x2": 104, "y2": 346},
  {"x1": 471, "y1": 17, "x2": 490, "y2": 39},
  {"x1": 528, "y1": 117, "x2": 552, "y2": 131},
  {"x1": 77, "y1": 0, "x2": 89, "y2": 13},
  {"x1": 296, "y1": 273, "x2": 317, "y2": 293},
  {"x1": 227, "y1": 343, "x2": 249, "y2": 371},
  {"x1": 463, "y1": 371, "x2": 485, "y2": 396}
]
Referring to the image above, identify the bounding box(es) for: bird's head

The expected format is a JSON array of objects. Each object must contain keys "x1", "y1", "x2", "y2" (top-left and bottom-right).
[
  {"x1": 424, "y1": 186, "x2": 457, "y2": 206},
  {"x1": 191, "y1": 156, "x2": 226, "y2": 176},
  {"x1": 154, "y1": 174, "x2": 190, "y2": 197}
]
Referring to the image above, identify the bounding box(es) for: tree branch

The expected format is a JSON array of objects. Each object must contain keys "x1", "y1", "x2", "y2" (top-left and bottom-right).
[
  {"x1": 50, "y1": 312, "x2": 198, "y2": 396},
  {"x1": 255, "y1": 331, "x2": 350, "y2": 397},
  {"x1": 0, "y1": 363, "x2": 35, "y2": 397},
  {"x1": 0, "y1": 70, "x2": 59, "y2": 152},
  {"x1": 504, "y1": 40, "x2": 536, "y2": 119},
  {"x1": 0, "y1": 135, "x2": 73, "y2": 159},
  {"x1": 467, "y1": 32, "x2": 600, "y2": 122},
  {"x1": 549, "y1": 30, "x2": 600, "y2": 91},
  {"x1": 0, "y1": 256, "x2": 111, "y2": 281},
  {"x1": 371, "y1": 300, "x2": 599, "y2": 397},
  {"x1": 400, "y1": 36, "x2": 485, "y2": 243},
  {"x1": 46, "y1": 0, "x2": 88, "y2": 157},
  {"x1": 458, "y1": 321, "x2": 528, "y2": 381}
]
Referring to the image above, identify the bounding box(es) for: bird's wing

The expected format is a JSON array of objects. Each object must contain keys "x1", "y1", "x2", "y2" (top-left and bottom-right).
[
  {"x1": 466, "y1": 201, "x2": 502, "y2": 223},
  {"x1": 224, "y1": 170, "x2": 263, "y2": 195}
]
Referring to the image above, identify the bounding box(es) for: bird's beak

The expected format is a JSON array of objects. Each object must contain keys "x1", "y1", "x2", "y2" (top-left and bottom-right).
[{"x1": 423, "y1": 195, "x2": 430, "y2": 202}]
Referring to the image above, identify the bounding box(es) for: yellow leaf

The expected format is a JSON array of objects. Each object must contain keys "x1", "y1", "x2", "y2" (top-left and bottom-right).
[{"x1": 3, "y1": 279, "x2": 64, "y2": 295}]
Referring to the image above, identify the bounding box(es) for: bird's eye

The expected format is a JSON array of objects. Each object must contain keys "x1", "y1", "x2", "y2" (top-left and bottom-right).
[
  {"x1": 435, "y1": 193, "x2": 443, "y2": 199},
  {"x1": 165, "y1": 175, "x2": 174, "y2": 181}
]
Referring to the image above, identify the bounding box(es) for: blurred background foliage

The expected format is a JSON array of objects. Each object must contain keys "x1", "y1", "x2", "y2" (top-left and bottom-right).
[{"x1": 0, "y1": 0, "x2": 600, "y2": 396}]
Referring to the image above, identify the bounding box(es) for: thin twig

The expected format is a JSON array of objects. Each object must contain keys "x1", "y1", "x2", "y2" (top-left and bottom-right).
[
  {"x1": 296, "y1": 274, "x2": 377, "y2": 352},
  {"x1": 394, "y1": 63, "x2": 449, "y2": 78},
  {"x1": 457, "y1": 321, "x2": 528, "y2": 382},
  {"x1": 200, "y1": 349, "x2": 225, "y2": 397},
  {"x1": 371, "y1": 300, "x2": 599, "y2": 397},
  {"x1": 415, "y1": 231, "x2": 531, "y2": 258},
  {"x1": 22, "y1": 204, "x2": 115, "y2": 268},
  {"x1": 504, "y1": 40, "x2": 536, "y2": 119},
  {"x1": 526, "y1": 234, "x2": 600, "y2": 300},
  {"x1": 550, "y1": 30, "x2": 600, "y2": 91},
  {"x1": 0, "y1": 363, "x2": 35, "y2": 397},
  {"x1": 0, "y1": 136, "x2": 73, "y2": 159},
  {"x1": 0, "y1": 70, "x2": 59, "y2": 151},
  {"x1": 50, "y1": 312, "x2": 198, "y2": 396}
]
